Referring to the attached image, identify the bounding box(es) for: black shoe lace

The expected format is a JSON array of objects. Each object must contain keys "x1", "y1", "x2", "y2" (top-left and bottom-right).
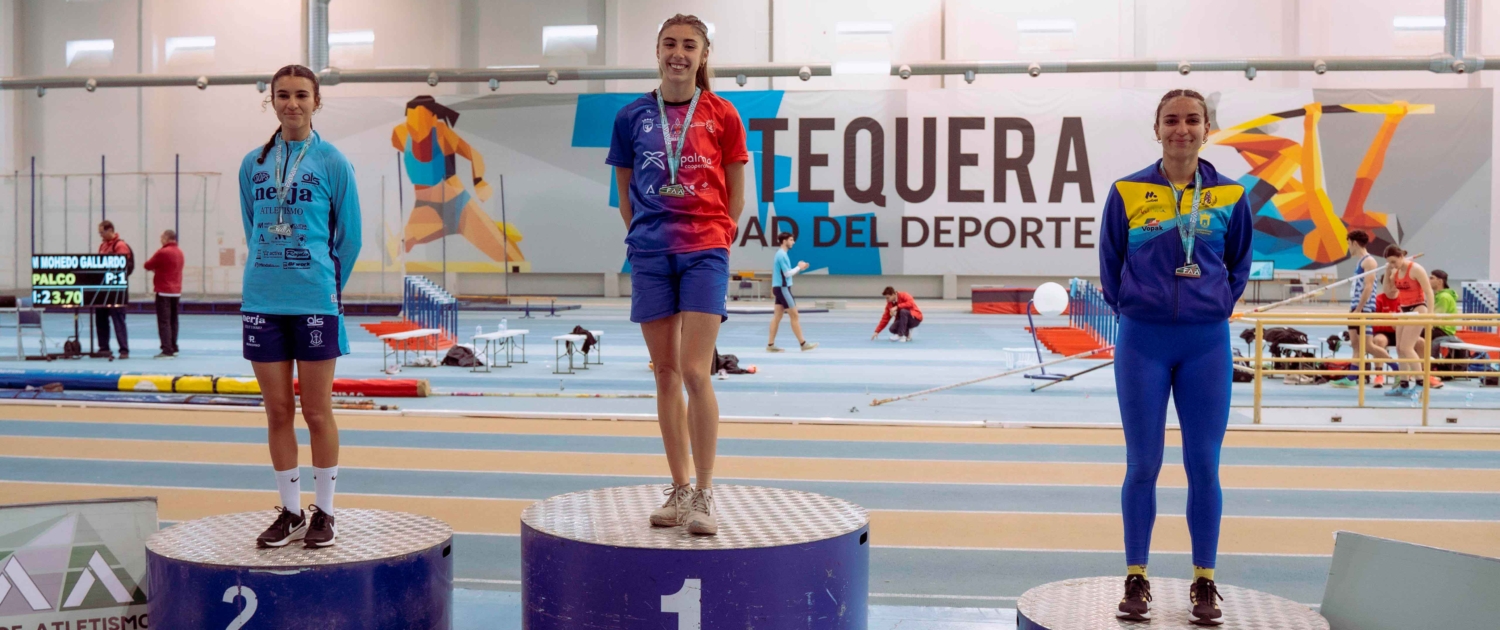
[
  {"x1": 308, "y1": 506, "x2": 329, "y2": 530},
  {"x1": 1193, "y1": 578, "x2": 1222, "y2": 605},
  {"x1": 1125, "y1": 574, "x2": 1152, "y2": 602},
  {"x1": 272, "y1": 506, "x2": 300, "y2": 528}
]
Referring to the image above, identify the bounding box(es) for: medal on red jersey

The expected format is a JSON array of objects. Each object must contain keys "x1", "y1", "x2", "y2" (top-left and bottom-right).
[{"x1": 654, "y1": 87, "x2": 702, "y2": 198}]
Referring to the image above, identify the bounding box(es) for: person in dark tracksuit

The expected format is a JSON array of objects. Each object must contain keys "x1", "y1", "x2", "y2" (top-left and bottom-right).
[{"x1": 1099, "y1": 89, "x2": 1252, "y2": 626}]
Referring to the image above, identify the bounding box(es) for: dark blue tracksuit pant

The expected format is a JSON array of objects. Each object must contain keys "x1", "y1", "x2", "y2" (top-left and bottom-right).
[{"x1": 1114, "y1": 315, "x2": 1231, "y2": 569}]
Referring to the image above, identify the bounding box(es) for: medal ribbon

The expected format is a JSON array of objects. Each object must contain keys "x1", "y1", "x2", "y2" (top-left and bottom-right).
[
  {"x1": 1161, "y1": 163, "x2": 1203, "y2": 267},
  {"x1": 655, "y1": 87, "x2": 702, "y2": 186},
  {"x1": 274, "y1": 134, "x2": 313, "y2": 225}
]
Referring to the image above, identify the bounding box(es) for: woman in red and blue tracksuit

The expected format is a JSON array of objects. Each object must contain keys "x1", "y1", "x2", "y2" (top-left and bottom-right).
[{"x1": 1099, "y1": 89, "x2": 1252, "y2": 625}]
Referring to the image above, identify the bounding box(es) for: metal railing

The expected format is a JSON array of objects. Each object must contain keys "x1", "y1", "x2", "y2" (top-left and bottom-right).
[
  {"x1": 1239, "y1": 312, "x2": 1500, "y2": 426},
  {"x1": 0, "y1": 53, "x2": 1488, "y2": 95}
]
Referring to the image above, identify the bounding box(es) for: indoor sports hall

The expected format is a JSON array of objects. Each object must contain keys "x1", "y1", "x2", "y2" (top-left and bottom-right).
[{"x1": 0, "y1": 2, "x2": 1497, "y2": 629}]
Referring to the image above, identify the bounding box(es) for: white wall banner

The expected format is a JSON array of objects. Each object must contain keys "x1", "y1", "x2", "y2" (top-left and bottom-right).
[
  {"x1": 324, "y1": 88, "x2": 1489, "y2": 279},
  {"x1": 0, "y1": 497, "x2": 155, "y2": 628}
]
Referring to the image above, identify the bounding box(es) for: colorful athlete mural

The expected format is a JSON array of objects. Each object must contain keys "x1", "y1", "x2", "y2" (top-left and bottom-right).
[
  {"x1": 1209, "y1": 100, "x2": 1432, "y2": 270},
  {"x1": 393, "y1": 95, "x2": 525, "y2": 268}
]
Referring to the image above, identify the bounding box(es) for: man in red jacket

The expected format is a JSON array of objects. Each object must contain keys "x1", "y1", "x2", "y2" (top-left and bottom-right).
[
  {"x1": 96, "y1": 221, "x2": 134, "y2": 358},
  {"x1": 871, "y1": 286, "x2": 923, "y2": 342},
  {"x1": 143, "y1": 230, "x2": 185, "y2": 358}
]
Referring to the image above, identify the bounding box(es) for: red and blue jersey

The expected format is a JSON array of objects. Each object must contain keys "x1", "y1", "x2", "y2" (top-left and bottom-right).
[{"x1": 606, "y1": 90, "x2": 749, "y2": 256}]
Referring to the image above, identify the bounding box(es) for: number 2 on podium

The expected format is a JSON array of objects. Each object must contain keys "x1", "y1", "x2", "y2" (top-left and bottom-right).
[
  {"x1": 661, "y1": 578, "x2": 702, "y2": 630},
  {"x1": 222, "y1": 585, "x2": 258, "y2": 630}
]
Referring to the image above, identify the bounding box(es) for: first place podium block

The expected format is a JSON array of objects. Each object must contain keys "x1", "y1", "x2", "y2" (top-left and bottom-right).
[
  {"x1": 146, "y1": 509, "x2": 453, "y2": 630},
  {"x1": 522, "y1": 484, "x2": 870, "y2": 629}
]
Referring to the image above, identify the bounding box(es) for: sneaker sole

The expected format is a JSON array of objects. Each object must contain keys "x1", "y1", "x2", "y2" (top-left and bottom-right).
[
  {"x1": 800, "y1": 345, "x2": 817, "y2": 351},
  {"x1": 1116, "y1": 611, "x2": 1150, "y2": 621},
  {"x1": 1189, "y1": 615, "x2": 1223, "y2": 627},
  {"x1": 649, "y1": 516, "x2": 685, "y2": 527},
  {"x1": 256, "y1": 526, "x2": 307, "y2": 548},
  {"x1": 687, "y1": 525, "x2": 718, "y2": 535},
  {"x1": 304, "y1": 531, "x2": 338, "y2": 548}
]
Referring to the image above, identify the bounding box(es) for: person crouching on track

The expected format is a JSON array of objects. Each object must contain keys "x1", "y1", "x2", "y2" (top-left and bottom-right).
[
  {"x1": 871, "y1": 287, "x2": 922, "y2": 342},
  {"x1": 241, "y1": 64, "x2": 362, "y2": 549},
  {"x1": 606, "y1": 14, "x2": 749, "y2": 535},
  {"x1": 1098, "y1": 88, "x2": 1253, "y2": 625}
]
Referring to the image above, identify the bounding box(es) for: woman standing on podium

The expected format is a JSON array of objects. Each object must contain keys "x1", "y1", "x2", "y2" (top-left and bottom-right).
[
  {"x1": 1098, "y1": 89, "x2": 1252, "y2": 625},
  {"x1": 239, "y1": 64, "x2": 362, "y2": 549},
  {"x1": 606, "y1": 14, "x2": 748, "y2": 536}
]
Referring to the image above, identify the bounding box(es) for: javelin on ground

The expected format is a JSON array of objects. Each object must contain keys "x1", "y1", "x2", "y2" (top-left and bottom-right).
[{"x1": 869, "y1": 345, "x2": 1113, "y2": 407}]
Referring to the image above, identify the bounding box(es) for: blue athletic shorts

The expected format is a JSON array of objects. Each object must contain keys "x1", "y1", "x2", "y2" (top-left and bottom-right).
[
  {"x1": 242, "y1": 312, "x2": 348, "y2": 362},
  {"x1": 629, "y1": 248, "x2": 729, "y2": 324},
  {"x1": 773, "y1": 286, "x2": 796, "y2": 310}
]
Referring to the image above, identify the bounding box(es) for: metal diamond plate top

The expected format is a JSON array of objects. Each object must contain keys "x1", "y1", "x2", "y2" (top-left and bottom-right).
[
  {"x1": 146, "y1": 509, "x2": 452, "y2": 567},
  {"x1": 521, "y1": 484, "x2": 869, "y2": 550},
  {"x1": 1018, "y1": 577, "x2": 1328, "y2": 630}
]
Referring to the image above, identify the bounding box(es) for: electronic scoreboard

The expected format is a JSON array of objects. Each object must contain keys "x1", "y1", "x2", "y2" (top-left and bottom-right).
[{"x1": 31, "y1": 254, "x2": 130, "y2": 307}]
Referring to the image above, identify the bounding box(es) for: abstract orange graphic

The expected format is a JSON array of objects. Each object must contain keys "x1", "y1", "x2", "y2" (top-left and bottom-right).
[{"x1": 1209, "y1": 101, "x2": 1432, "y2": 270}]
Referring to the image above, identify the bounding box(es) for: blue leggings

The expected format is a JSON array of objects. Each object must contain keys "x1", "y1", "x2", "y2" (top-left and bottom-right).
[{"x1": 1114, "y1": 316, "x2": 1231, "y2": 568}]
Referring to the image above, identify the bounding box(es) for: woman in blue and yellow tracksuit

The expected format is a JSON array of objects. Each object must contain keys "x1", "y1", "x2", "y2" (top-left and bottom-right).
[{"x1": 1099, "y1": 89, "x2": 1252, "y2": 626}]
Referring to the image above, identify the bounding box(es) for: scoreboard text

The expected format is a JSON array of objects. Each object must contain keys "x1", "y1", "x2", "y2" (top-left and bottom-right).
[{"x1": 31, "y1": 254, "x2": 129, "y2": 307}]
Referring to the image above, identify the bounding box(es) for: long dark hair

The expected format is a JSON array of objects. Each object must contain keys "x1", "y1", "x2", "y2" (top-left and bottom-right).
[
  {"x1": 257, "y1": 65, "x2": 322, "y2": 164},
  {"x1": 657, "y1": 14, "x2": 713, "y2": 94},
  {"x1": 406, "y1": 95, "x2": 460, "y2": 127}
]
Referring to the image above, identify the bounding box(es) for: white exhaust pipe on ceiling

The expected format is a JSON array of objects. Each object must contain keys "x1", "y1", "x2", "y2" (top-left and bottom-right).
[{"x1": 308, "y1": 0, "x2": 332, "y2": 72}]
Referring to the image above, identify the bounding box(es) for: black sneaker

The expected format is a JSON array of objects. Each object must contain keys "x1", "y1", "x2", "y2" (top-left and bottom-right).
[
  {"x1": 1117, "y1": 574, "x2": 1151, "y2": 621},
  {"x1": 304, "y1": 505, "x2": 337, "y2": 548},
  {"x1": 255, "y1": 507, "x2": 307, "y2": 548},
  {"x1": 1189, "y1": 577, "x2": 1224, "y2": 626}
]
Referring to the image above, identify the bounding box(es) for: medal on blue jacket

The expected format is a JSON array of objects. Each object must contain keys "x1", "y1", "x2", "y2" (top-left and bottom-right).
[
  {"x1": 654, "y1": 88, "x2": 702, "y2": 198},
  {"x1": 269, "y1": 134, "x2": 312, "y2": 237},
  {"x1": 1161, "y1": 164, "x2": 1203, "y2": 278}
]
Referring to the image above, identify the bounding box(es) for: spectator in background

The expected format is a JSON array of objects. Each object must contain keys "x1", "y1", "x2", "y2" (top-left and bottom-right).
[
  {"x1": 144, "y1": 230, "x2": 185, "y2": 358},
  {"x1": 1423, "y1": 269, "x2": 1461, "y2": 387},
  {"x1": 766, "y1": 232, "x2": 816, "y2": 352},
  {"x1": 871, "y1": 286, "x2": 922, "y2": 342},
  {"x1": 1344, "y1": 230, "x2": 1393, "y2": 380},
  {"x1": 95, "y1": 221, "x2": 134, "y2": 358}
]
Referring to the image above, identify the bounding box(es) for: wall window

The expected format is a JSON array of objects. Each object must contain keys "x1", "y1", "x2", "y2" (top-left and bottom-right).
[{"x1": 65, "y1": 39, "x2": 114, "y2": 69}]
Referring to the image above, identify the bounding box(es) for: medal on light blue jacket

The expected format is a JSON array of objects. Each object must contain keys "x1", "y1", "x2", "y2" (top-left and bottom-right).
[
  {"x1": 269, "y1": 134, "x2": 312, "y2": 237},
  {"x1": 1161, "y1": 163, "x2": 1203, "y2": 278},
  {"x1": 654, "y1": 88, "x2": 701, "y2": 198}
]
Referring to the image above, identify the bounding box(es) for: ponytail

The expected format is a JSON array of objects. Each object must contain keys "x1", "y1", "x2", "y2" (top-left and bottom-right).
[
  {"x1": 255, "y1": 129, "x2": 279, "y2": 165},
  {"x1": 695, "y1": 56, "x2": 714, "y2": 94}
]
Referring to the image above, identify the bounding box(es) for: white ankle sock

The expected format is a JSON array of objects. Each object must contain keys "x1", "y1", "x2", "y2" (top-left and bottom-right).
[
  {"x1": 273, "y1": 467, "x2": 301, "y2": 512},
  {"x1": 313, "y1": 466, "x2": 339, "y2": 514}
]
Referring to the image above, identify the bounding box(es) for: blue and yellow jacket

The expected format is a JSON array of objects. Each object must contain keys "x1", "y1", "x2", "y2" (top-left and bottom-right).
[{"x1": 1098, "y1": 159, "x2": 1252, "y2": 324}]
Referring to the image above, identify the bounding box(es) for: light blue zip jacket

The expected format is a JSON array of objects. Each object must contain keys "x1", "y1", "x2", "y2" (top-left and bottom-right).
[{"x1": 239, "y1": 131, "x2": 362, "y2": 316}]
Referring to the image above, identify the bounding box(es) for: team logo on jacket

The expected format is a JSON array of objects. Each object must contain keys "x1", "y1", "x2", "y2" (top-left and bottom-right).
[
  {"x1": 644, "y1": 117, "x2": 654, "y2": 133},
  {"x1": 1143, "y1": 218, "x2": 1163, "y2": 231},
  {"x1": 306, "y1": 315, "x2": 324, "y2": 327},
  {"x1": 642, "y1": 151, "x2": 666, "y2": 170},
  {"x1": 284, "y1": 247, "x2": 311, "y2": 260},
  {"x1": 1144, "y1": 190, "x2": 1158, "y2": 202},
  {"x1": 310, "y1": 330, "x2": 324, "y2": 347},
  {"x1": 253, "y1": 171, "x2": 270, "y2": 184},
  {"x1": 706, "y1": 120, "x2": 715, "y2": 134},
  {"x1": 300, "y1": 172, "x2": 321, "y2": 186},
  {"x1": 1202, "y1": 190, "x2": 1215, "y2": 206}
]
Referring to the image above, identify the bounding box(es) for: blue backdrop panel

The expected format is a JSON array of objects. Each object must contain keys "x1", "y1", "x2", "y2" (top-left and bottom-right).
[
  {"x1": 146, "y1": 509, "x2": 453, "y2": 630},
  {"x1": 521, "y1": 485, "x2": 870, "y2": 629}
]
